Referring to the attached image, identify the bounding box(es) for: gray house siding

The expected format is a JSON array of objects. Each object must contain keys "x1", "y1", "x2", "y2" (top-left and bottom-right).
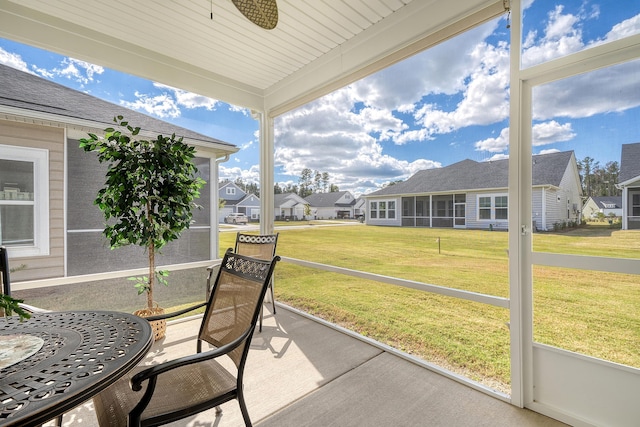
[
  {"x1": 619, "y1": 143, "x2": 640, "y2": 230},
  {"x1": 531, "y1": 188, "x2": 545, "y2": 231},
  {"x1": 237, "y1": 194, "x2": 260, "y2": 220},
  {"x1": 0, "y1": 121, "x2": 64, "y2": 281},
  {"x1": 544, "y1": 188, "x2": 559, "y2": 231},
  {"x1": 364, "y1": 151, "x2": 581, "y2": 231},
  {"x1": 67, "y1": 143, "x2": 212, "y2": 275},
  {"x1": 0, "y1": 63, "x2": 235, "y2": 282}
]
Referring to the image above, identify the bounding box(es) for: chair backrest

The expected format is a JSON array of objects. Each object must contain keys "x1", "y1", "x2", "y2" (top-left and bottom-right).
[
  {"x1": 199, "y1": 249, "x2": 279, "y2": 367},
  {"x1": 234, "y1": 232, "x2": 279, "y2": 261},
  {"x1": 0, "y1": 246, "x2": 11, "y2": 296}
]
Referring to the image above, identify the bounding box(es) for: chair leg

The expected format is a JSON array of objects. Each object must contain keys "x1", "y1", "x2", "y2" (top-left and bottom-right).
[
  {"x1": 259, "y1": 281, "x2": 276, "y2": 333},
  {"x1": 270, "y1": 281, "x2": 276, "y2": 314},
  {"x1": 238, "y1": 390, "x2": 253, "y2": 427}
]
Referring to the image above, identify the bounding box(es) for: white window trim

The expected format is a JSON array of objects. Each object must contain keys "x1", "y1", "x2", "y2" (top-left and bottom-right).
[
  {"x1": 225, "y1": 187, "x2": 236, "y2": 195},
  {"x1": 476, "y1": 193, "x2": 508, "y2": 222},
  {"x1": 0, "y1": 144, "x2": 50, "y2": 257},
  {"x1": 370, "y1": 199, "x2": 396, "y2": 220}
]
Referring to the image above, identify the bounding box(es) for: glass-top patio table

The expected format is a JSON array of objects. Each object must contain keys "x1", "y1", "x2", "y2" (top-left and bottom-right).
[{"x1": 0, "y1": 311, "x2": 153, "y2": 427}]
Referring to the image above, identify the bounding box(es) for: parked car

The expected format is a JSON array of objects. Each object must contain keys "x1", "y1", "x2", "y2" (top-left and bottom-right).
[{"x1": 224, "y1": 213, "x2": 248, "y2": 224}]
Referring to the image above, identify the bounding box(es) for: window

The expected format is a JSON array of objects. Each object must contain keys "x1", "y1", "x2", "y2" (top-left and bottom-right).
[
  {"x1": 370, "y1": 200, "x2": 395, "y2": 220},
  {"x1": 632, "y1": 193, "x2": 640, "y2": 216},
  {"x1": 477, "y1": 194, "x2": 508, "y2": 221},
  {"x1": 479, "y1": 197, "x2": 491, "y2": 219},
  {"x1": 226, "y1": 187, "x2": 236, "y2": 195},
  {"x1": 0, "y1": 145, "x2": 49, "y2": 256},
  {"x1": 495, "y1": 196, "x2": 508, "y2": 220}
]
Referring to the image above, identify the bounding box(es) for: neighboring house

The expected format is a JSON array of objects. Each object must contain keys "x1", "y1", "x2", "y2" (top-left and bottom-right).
[
  {"x1": 364, "y1": 150, "x2": 582, "y2": 231},
  {"x1": 274, "y1": 193, "x2": 308, "y2": 220},
  {"x1": 236, "y1": 194, "x2": 261, "y2": 221},
  {"x1": 354, "y1": 197, "x2": 366, "y2": 218},
  {"x1": 218, "y1": 182, "x2": 260, "y2": 222},
  {"x1": 304, "y1": 191, "x2": 356, "y2": 219},
  {"x1": 618, "y1": 142, "x2": 640, "y2": 230},
  {"x1": 0, "y1": 64, "x2": 237, "y2": 281},
  {"x1": 582, "y1": 196, "x2": 623, "y2": 219}
]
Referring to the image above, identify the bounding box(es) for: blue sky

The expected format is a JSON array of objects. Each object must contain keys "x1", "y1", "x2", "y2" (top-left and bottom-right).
[{"x1": 1, "y1": 0, "x2": 639, "y2": 196}]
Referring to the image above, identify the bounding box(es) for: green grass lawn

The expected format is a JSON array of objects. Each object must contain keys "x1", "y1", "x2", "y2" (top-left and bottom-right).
[{"x1": 220, "y1": 224, "x2": 640, "y2": 393}]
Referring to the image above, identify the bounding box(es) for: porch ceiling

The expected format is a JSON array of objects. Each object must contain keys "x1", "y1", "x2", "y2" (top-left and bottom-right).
[{"x1": 0, "y1": 0, "x2": 504, "y2": 116}]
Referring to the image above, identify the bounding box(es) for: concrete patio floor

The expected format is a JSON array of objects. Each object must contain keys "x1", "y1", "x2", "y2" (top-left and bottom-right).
[{"x1": 49, "y1": 305, "x2": 567, "y2": 427}]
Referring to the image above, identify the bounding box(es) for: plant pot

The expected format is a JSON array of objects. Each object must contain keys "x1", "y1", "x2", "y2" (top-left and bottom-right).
[{"x1": 134, "y1": 303, "x2": 166, "y2": 342}]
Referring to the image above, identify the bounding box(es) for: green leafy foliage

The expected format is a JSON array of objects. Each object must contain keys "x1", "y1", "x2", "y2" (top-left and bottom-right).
[
  {"x1": 0, "y1": 294, "x2": 31, "y2": 321},
  {"x1": 79, "y1": 116, "x2": 205, "y2": 309}
]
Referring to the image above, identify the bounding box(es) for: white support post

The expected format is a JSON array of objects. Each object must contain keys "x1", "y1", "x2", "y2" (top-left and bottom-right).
[{"x1": 253, "y1": 110, "x2": 276, "y2": 234}]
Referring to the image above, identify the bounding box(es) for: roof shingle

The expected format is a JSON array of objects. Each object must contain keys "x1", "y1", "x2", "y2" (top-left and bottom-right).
[
  {"x1": 367, "y1": 151, "x2": 574, "y2": 197},
  {"x1": 0, "y1": 64, "x2": 234, "y2": 148}
]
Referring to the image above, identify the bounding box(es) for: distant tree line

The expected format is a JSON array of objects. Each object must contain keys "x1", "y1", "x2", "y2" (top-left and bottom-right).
[
  {"x1": 577, "y1": 156, "x2": 621, "y2": 198},
  {"x1": 223, "y1": 168, "x2": 340, "y2": 199},
  {"x1": 274, "y1": 168, "x2": 339, "y2": 197},
  {"x1": 227, "y1": 156, "x2": 618, "y2": 201}
]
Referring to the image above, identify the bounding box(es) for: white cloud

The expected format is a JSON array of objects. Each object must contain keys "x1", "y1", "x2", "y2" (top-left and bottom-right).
[
  {"x1": 600, "y1": 14, "x2": 640, "y2": 43},
  {"x1": 532, "y1": 120, "x2": 575, "y2": 146},
  {"x1": 487, "y1": 153, "x2": 509, "y2": 161},
  {"x1": 153, "y1": 83, "x2": 219, "y2": 110},
  {"x1": 533, "y1": 59, "x2": 640, "y2": 120},
  {"x1": 408, "y1": 40, "x2": 510, "y2": 140},
  {"x1": 219, "y1": 164, "x2": 260, "y2": 184},
  {"x1": 54, "y1": 58, "x2": 104, "y2": 85},
  {"x1": 0, "y1": 47, "x2": 30, "y2": 72},
  {"x1": 475, "y1": 127, "x2": 509, "y2": 153},
  {"x1": 120, "y1": 92, "x2": 181, "y2": 118},
  {"x1": 271, "y1": 17, "x2": 511, "y2": 194},
  {"x1": 273, "y1": 89, "x2": 442, "y2": 195},
  {"x1": 229, "y1": 104, "x2": 251, "y2": 116},
  {"x1": 522, "y1": 5, "x2": 585, "y2": 67},
  {"x1": 474, "y1": 120, "x2": 576, "y2": 154}
]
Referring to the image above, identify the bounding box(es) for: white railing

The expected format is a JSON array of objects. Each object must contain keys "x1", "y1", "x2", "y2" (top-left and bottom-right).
[{"x1": 281, "y1": 256, "x2": 509, "y2": 308}]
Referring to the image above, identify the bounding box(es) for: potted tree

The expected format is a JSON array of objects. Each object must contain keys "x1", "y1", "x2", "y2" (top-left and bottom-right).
[
  {"x1": 79, "y1": 116, "x2": 204, "y2": 340},
  {"x1": 0, "y1": 295, "x2": 31, "y2": 321}
]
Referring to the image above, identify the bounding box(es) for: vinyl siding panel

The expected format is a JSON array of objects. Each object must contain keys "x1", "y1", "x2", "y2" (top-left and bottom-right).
[
  {"x1": 532, "y1": 188, "x2": 545, "y2": 231},
  {"x1": 0, "y1": 120, "x2": 64, "y2": 280}
]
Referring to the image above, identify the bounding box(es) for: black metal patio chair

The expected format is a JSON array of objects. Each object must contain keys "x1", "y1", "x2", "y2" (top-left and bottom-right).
[
  {"x1": 93, "y1": 249, "x2": 280, "y2": 427},
  {"x1": 207, "y1": 232, "x2": 279, "y2": 331}
]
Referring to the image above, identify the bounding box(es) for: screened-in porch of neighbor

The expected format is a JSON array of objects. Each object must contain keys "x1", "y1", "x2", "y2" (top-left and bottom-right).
[{"x1": 401, "y1": 194, "x2": 466, "y2": 228}]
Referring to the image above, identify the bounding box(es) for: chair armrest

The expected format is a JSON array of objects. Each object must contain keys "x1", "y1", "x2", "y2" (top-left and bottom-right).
[
  {"x1": 131, "y1": 325, "x2": 254, "y2": 391},
  {"x1": 18, "y1": 302, "x2": 50, "y2": 313},
  {"x1": 143, "y1": 301, "x2": 207, "y2": 322},
  {"x1": 206, "y1": 259, "x2": 223, "y2": 299},
  {"x1": 206, "y1": 261, "x2": 221, "y2": 273}
]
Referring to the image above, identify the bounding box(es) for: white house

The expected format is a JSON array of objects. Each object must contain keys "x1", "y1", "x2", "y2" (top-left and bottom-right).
[
  {"x1": 582, "y1": 196, "x2": 623, "y2": 220},
  {"x1": 304, "y1": 191, "x2": 356, "y2": 219},
  {"x1": 364, "y1": 151, "x2": 582, "y2": 231},
  {"x1": 274, "y1": 193, "x2": 307, "y2": 220}
]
